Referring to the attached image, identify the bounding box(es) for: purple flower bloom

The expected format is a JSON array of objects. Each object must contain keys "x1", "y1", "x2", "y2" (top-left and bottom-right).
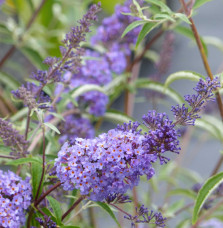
[
  {"x1": 0, "y1": 118, "x2": 29, "y2": 157},
  {"x1": 91, "y1": 0, "x2": 142, "y2": 53},
  {"x1": 12, "y1": 82, "x2": 51, "y2": 109},
  {"x1": 142, "y1": 111, "x2": 181, "y2": 164},
  {"x1": 12, "y1": 86, "x2": 37, "y2": 110},
  {"x1": 58, "y1": 115, "x2": 95, "y2": 144},
  {"x1": 36, "y1": 216, "x2": 57, "y2": 228},
  {"x1": 172, "y1": 77, "x2": 220, "y2": 126},
  {"x1": 200, "y1": 218, "x2": 223, "y2": 228},
  {"x1": 0, "y1": 170, "x2": 32, "y2": 228},
  {"x1": 124, "y1": 205, "x2": 166, "y2": 227},
  {"x1": 55, "y1": 123, "x2": 155, "y2": 201}
]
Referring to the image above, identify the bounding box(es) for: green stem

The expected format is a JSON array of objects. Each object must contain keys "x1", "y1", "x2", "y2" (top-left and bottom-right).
[{"x1": 34, "y1": 126, "x2": 46, "y2": 201}]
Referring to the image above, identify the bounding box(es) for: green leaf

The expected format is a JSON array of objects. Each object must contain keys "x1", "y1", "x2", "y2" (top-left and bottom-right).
[
  {"x1": 48, "y1": 112, "x2": 65, "y2": 121},
  {"x1": 6, "y1": 157, "x2": 42, "y2": 165},
  {"x1": 203, "y1": 36, "x2": 223, "y2": 53},
  {"x1": 165, "y1": 71, "x2": 205, "y2": 88},
  {"x1": 174, "y1": 13, "x2": 191, "y2": 24},
  {"x1": 193, "y1": 0, "x2": 213, "y2": 9},
  {"x1": 71, "y1": 84, "x2": 106, "y2": 98},
  {"x1": 41, "y1": 207, "x2": 57, "y2": 223},
  {"x1": 60, "y1": 226, "x2": 80, "y2": 228},
  {"x1": 144, "y1": 0, "x2": 172, "y2": 13},
  {"x1": 31, "y1": 162, "x2": 44, "y2": 199},
  {"x1": 167, "y1": 188, "x2": 197, "y2": 200},
  {"x1": 178, "y1": 168, "x2": 203, "y2": 183},
  {"x1": 195, "y1": 116, "x2": 223, "y2": 141},
  {"x1": 0, "y1": 71, "x2": 20, "y2": 90},
  {"x1": 153, "y1": 13, "x2": 175, "y2": 22},
  {"x1": 0, "y1": 145, "x2": 11, "y2": 154},
  {"x1": 12, "y1": 0, "x2": 32, "y2": 25},
  {"x1": 44, "y1": 122, "x2": 61, "y2": 134},
  {"x1": 136, "y1": 21, "x2": 162, "y2": 48},
  {"x1": 46, "y1": 196, "x2": 63, "y2": 224},
  {"x1": 135, "y1": 78, "x2": 184, "y2": 104},
  {"x1": 104, "y1": 110, "x2": 148, "y2": 133},
  {"x1": 95, "y1": 202, "x2": 121, "y2": 228},
  {"x1": 192, "y1": 172, "x2": 223, "y2": 224},
  {"x1": 20, "y1": 47, "x2": 47, "y2": 70},
  {"x1": 121, "y1": 20, "x2": 146, "y2": 38},
  {"x1": 177, "y1": 219, "x2": 191, "y2": 228},
  {"x1": 175, "y1": 26, "x2": 208, "y2": 56},
  {"x1": 165, "y1": 199, "x2": 185, "y2": 217}
]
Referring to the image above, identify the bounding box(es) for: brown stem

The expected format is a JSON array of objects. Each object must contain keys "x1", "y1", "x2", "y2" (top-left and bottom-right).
[
  {"x1": 0, "y1": 0, "x2": 46, "y2": 69},
  {"x1": 179, "y1": 0, "x2": 223, "y2": 175},
  {"x1": 35, "y1": 182, "x2": 62, "y2": 206},
  {"x1": 127, "y1": 29, "x2": 164, "y2": 72},
  {"x1": 110, "y1": 203, "x2": 131, "y2": 217},
  {"x1": 34, "y1": 126, "x2": 46, "y2": 201},
  {"x1": 179, "y1": 0, "x2": 223, "y2": 121},
  {"x1": 0, "y1": 46, "x2": 16, "y2": 69},
  {"x1": 27, "y1": 182, "x2": 62, "y2": 228},
  {"x1": 0, "y1": 155, "x2": 15, "y2": 159},
  {"x1": 211, "y1": 154, "x2": 223, "y2": 176},
  {"x1": 62, "y1": 196, "x2": 86, "y2": 221},
  {"x1": 25, "y1": 0, "x2": 46, "y2": 31}
]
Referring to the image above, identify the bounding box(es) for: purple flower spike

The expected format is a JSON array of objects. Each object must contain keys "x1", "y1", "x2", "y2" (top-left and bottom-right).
[{"x1": 172, "y1": 77, "x2": 220, "y2": 126}]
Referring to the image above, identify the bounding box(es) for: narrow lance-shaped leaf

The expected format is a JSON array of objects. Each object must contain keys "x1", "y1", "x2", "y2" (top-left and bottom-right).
[
  {"x1": 104, "y1": 109, "x2": 148, "y2": 133},
  {"x1": 175, "y1": 26, "x2": 208, "y2": 56},
  {"x1": 31, "y1": 162, "x2": 44, "y2": 199},
  {"x1": 203, "y1": 36, "x2": 223, "y2": 53},
  {"x1": 6, "y1": 157, "x2": 42, "y2": 166},
  {"x1": 121, "y1": 20, "x2": 146, "y2": 38},
  {"x1": 135, "y1": 78, "x2": 184, "y2": 104},
  {"x1": 95, "y1": 202, "x2": 121, "y2": 228},
  {"x1": 193, "y1": 0, "x2": 214, "y2": 9},
  {"x1": 135, "y1": 21, "x2": 163, "y2": 48},
  {"x1": 195, "y1": 118, "x2": 223, "y2": 141},
  {"x1": 165, "y1": 71, "x2": 205, "y2": 88},
  {"x1": 167, "y1": 188, "x2": 197, "y2": 200},
  {"x1": 46, "y1": 196, "x2": 63, "y2": 224},
  {"x1": 144, "y1": 0, "x2": 172, "y2": 13},
  {"x1": 174, "y1": 13, "x2": 191, "y2": 24},
  {"x1": 44, "y1": 122, "x2": 61, "y2": 134},
  {"x1": 192, "y1": 172, "x2": 223, "y2": 224}
]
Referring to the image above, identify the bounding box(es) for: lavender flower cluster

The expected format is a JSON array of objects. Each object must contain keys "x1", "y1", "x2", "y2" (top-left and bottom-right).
[
  {"x1": 55, "y1": 77, "x2": 220, "y2": 203},
  {"x1": 125, "y1": 205, "x2": 166, "y2": 227},
  {"x1": 0, "y1": 118, "x2": 28, "y2": 157},
  {"x1": 55, "y1": 115, "x2": 180, "y2": 201},
  {"x1": 59, "y1": 0, "x2": 143, "y2": 117},
  {"x1": 12, "y1": 3, "x2": 101, "y2": 111},
  {"x1": 0, "y1": 170, "x2": 32, "y2": 228},
  {"x1": 58, "y1": 114, "x2": 95, "y2": 144},
  {"x1": 172, "y1": 77, "x2": 220, "y2": 125},
  {"x1": 55, "y1": 122, "x2": 156, "y2": 201}
]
